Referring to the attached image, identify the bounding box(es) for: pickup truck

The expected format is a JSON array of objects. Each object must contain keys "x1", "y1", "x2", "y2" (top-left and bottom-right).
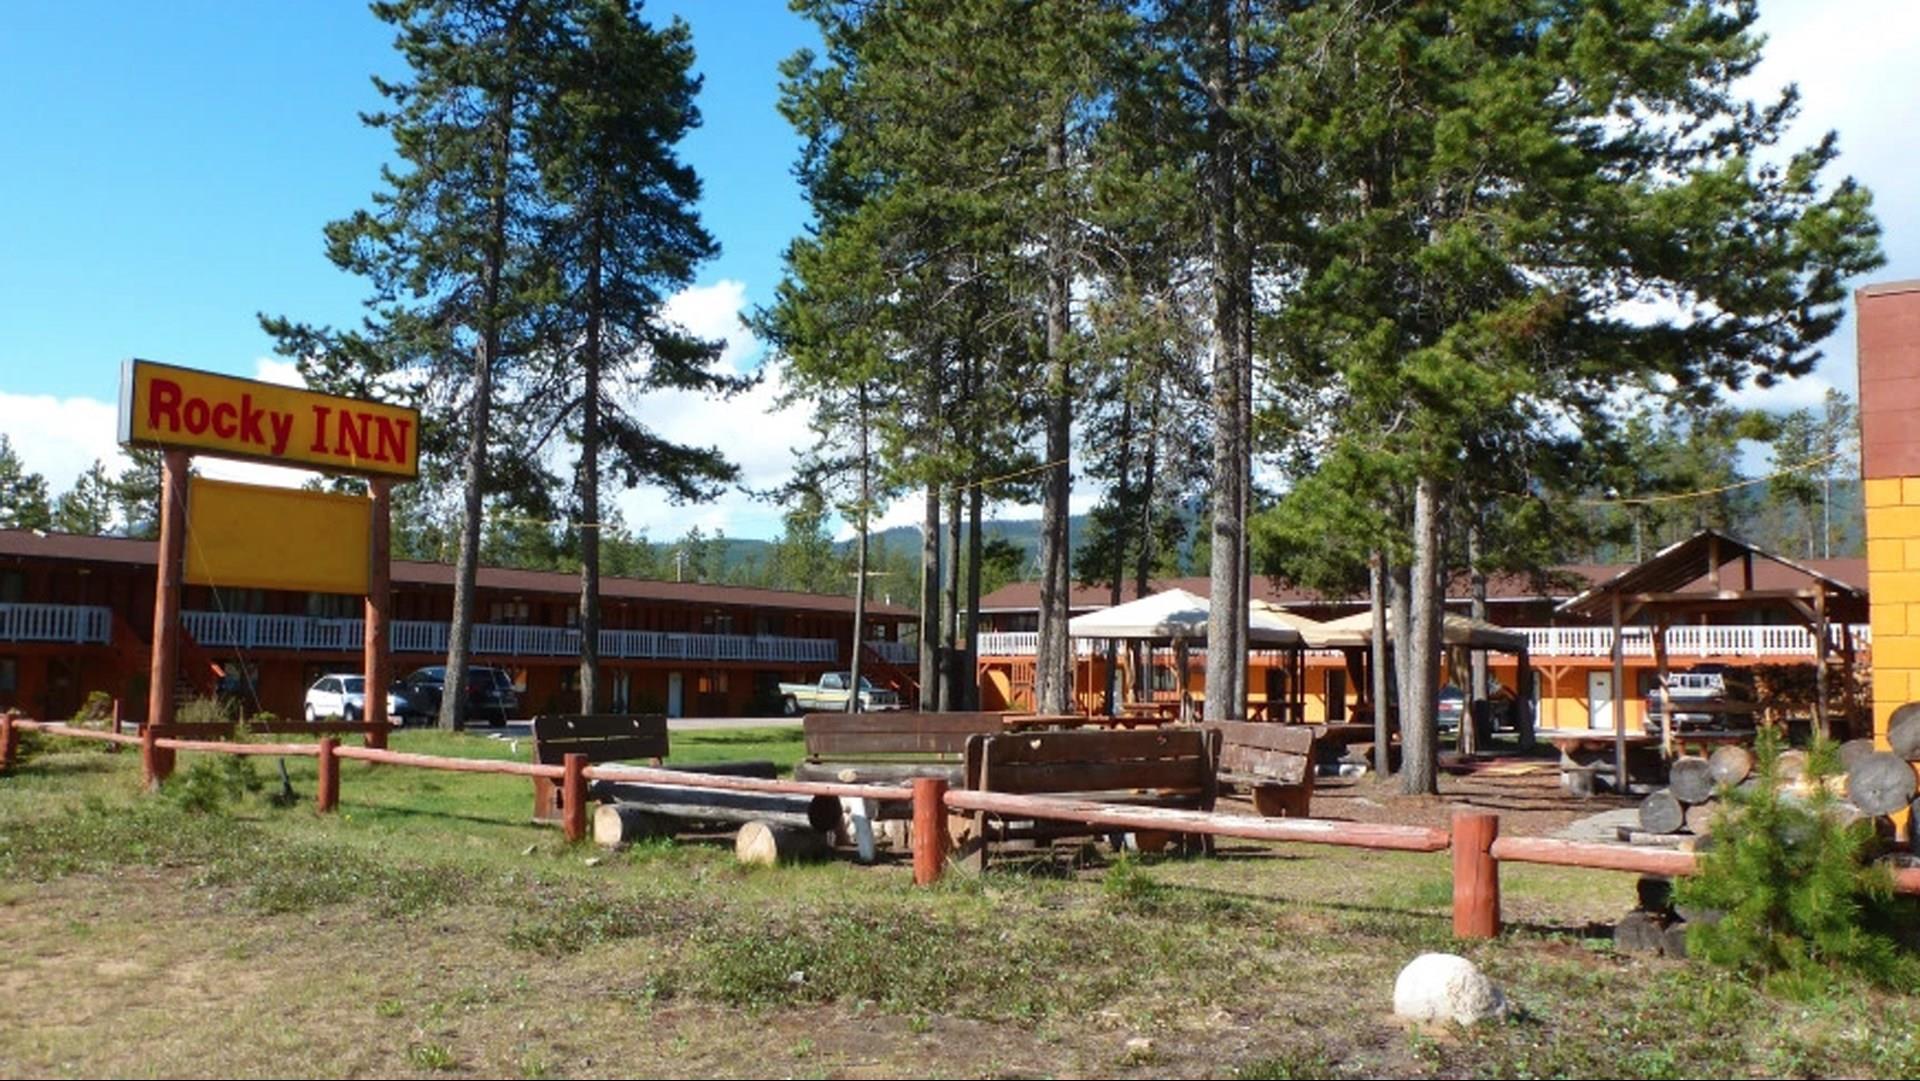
[
  {"x1": 778, "y1": 672, "x2": 902, "y2": 715},
  {"x1": 1644, "y1": 664, "x2": 1757, "y2": 735}
]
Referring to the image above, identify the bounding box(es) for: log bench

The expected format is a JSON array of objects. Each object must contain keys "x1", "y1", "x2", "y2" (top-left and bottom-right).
[
  {"x1": 795, "y1": 711, "x2": 1009, "y2": 861},
  {"x1": 530, "y1": 714, "x2": 780, "y2": 827},
  {"x1": 1204, "y1": 720, "x2": 1318, "y2": 817},
  {"x1": 960, "y1": 727, "x2": 1222, "y2": 870}
]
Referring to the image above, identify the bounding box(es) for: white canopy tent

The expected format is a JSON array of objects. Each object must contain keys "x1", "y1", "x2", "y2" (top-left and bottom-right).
[
  {"x1": 1320, "y1": 611, "x2": 1528, "y2": 652},
  {"x1": 1067, "y1": 588, "x2": 1310, "y2": 719},
  {"x1": 1067, "y1": 588, "x2": 1305, "y2": 647}
]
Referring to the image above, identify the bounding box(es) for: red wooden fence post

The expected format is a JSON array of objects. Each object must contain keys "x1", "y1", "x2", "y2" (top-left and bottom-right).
[
  {"x1": 1452, "y1": 810, "x2": 1501, "y2": 939},
  {"x1": 0, "y1": 713, "x2": 16, "y2": 773},
  {"x1": 317, "y1": 736, "x2": 340, "y2": 814},
  {"x1": 562, "y1": 753, "x2": 588, "y2": 843},
  {"x1": 141, "y1": 724, "x2": 163, "y2": 789},
  {"x1": 913, "y1": 777, "x2": 949, "y2": 886}
]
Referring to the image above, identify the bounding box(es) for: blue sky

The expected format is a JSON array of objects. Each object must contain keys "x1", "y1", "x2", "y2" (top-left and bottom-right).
[
  {"x1": 2, "y1": 1, "x2": 1917, "y2": 540},
  {"x1": 0, "y1": 0, "x2": 814, "y2": 391}
]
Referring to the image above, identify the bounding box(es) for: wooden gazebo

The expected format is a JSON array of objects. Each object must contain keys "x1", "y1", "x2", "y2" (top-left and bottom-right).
[{"x1": 1556, "y1": 530, "x2": 1868, "y2": 781}]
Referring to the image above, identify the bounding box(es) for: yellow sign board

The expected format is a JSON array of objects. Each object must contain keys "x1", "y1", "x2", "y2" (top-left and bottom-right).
[
  {"x1": 184, "y1": 478, "x2": 372, "y2": 595},
  {"x1": 119, "y1": 358, "x2": 420, "y2": 479}
]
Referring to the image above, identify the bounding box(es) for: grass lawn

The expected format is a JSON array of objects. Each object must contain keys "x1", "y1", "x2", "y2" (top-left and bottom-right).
[{"x1": 3, "y1": 727, "x2": 1918, "y2": 1079}]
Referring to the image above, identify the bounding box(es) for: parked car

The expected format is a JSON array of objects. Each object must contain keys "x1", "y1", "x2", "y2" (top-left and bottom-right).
[
  {"x1": 304, "y1": 674, "x2": 369, "y2": 722},
  {"x1": 777, "y1": 672, "x2": 902, "y2": 715},
  {"x1": 390, "y1": 665, "x2": 519, "y2": 726},
  {"x1": 1438, "y1": 683, "x2": 1517, "y2": 739},
  {"x1": 1644, "y1": 664, "x2": 1757, "y2": 735}
]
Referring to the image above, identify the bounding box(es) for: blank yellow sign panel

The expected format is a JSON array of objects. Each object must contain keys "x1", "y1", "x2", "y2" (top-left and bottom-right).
[{"x1": 185, "y1": 477, "x2": 371, "y2": 595}]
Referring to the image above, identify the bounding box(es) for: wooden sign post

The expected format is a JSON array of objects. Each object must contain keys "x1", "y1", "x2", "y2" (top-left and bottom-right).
[{"x1": 118, "y1": 360, "x2": 418, "y2": 783}]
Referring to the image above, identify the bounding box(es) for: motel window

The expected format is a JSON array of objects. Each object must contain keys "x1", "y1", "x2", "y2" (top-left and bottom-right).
[
  {"x1": 306, "y1": 593, "x2": 357, "y2": 619},
  {"x1": 0, "y1": 658, "x2": 15, "y2": 694},
  {"x1": 210, "y1": 587, "x2": 265, "y2": 614},
  {"x1": 488, "y1": 600, "x2": 531, "y2": 625},
  {"x1": 0, "y1": 571, "x2": 22, "y2": 603}
]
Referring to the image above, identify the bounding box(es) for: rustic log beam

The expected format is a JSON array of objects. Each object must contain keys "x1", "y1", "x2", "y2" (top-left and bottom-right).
[{"x1": 588, "y1": 782, "x2": 839, "y2": 832}]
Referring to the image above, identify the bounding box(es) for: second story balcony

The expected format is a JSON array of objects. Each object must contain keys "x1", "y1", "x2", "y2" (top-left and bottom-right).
[
  {"x1": 975, "y1": 624, "x2": 1873, "y2": 661},
  {"x1": 0, "y1": 602, "x2": 113, "y2": 645},
  {"x1": 180, "y1": 610, "x2": 840, "y2": 665}
]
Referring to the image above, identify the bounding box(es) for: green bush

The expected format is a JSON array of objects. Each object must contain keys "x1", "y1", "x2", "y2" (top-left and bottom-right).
[
  {"x1": 1676, "y1": 727, "x2": 1919, "y2": 997},
  {"x1": 165, "y1": 754, "x2": 264, "y2": 815}
]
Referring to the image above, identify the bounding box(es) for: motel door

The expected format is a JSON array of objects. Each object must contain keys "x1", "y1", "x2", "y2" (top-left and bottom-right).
[
  {"x1": 1587, "y1": 671, "x2": 1614, "y2": 729},
  {"x1": 1324, "y1": 669, "x2": 1346, "y2": 722},
  {"x1": 667, "y1": 671, "x2": 684, "y2": 718}
]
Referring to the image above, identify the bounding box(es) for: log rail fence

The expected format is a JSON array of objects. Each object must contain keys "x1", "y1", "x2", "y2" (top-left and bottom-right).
[{"x1": 7, "y1": 713, "x2": 1919, "y2": 940}]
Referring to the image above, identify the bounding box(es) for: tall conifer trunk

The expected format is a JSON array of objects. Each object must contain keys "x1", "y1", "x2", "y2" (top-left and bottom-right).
[
  {"x1": 1203, "y1": 0, "x2": 1249, "y2": 722},
  {"x1": 577, "y1": 218, "x2": 604, "y2": 714},
  {"x1": 941, "y1": 485, "x2": 960, "y2": 710},
  {"x1": 1403, "y1": 476, "x2": 1443, "y2": 794},
  {"x1": 1370, "y1": 551, "x2": 1392, "y2": 776},
  {"x1": 1035, "y1": 115, "x2": 1074, "y2": 715},
  {"x1": 442, "y1": 78, "x2": 519, "y2": 732},
  {"x1": 919, "y1": 486, "x2": 939, "y2": 708}
]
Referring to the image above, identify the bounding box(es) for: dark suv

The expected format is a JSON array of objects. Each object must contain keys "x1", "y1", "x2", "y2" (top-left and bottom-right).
[
  {"x1": 391, "y1": 665, "x2": 519, "y2": 726},
  {"x1": 1438, "y1": 683, "x2": 1516, "y2": 739}
]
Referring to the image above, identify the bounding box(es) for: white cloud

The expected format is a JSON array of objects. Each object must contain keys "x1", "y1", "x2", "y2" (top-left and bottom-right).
[
  {"x1": 0, "y1": 357, "x2": 320, "y2": 502},
  {"x1": 0, "y1": 390, "x2": 131, "y2": 496},
  {"x1": 1722, "y1": 372, "x2": 1839, "y2": 415},
  {"x1": 605, "y1": 279, "x2": 815, "y2": 540}
]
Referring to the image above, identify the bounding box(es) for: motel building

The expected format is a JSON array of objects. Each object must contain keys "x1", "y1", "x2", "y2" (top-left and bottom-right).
[
  {"x1": 971, "y1": 534, "x2": 1871, "y2": 738},
  {"x1": 0, "y1": 528, "x2": 917, "y2": 724}
]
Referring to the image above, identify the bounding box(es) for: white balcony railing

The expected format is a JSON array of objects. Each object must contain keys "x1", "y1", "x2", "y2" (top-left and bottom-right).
[
  {"x1": 0, "y1": 602, "x2": 113, "y2": 644},
  {"x1": 1521, "y1": 623, "x2": 1871, "y2": 659},
  {"x1": 182, "y1": 610, "x2": 839, "y2": 665},
  {"x1": 868, "y1": 640, "x2": 917, "y2": 665},
  {"x1": 977, "y1": 624, "x2": 1874, "y2": 660}
]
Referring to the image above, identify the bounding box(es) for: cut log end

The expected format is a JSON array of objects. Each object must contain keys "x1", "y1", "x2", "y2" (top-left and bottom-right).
[
  {"x1": 735, "y1": 820, "x2": 830, "y2": 867},
  {"x1": 1845, "y1": 751, "x2": 1918, "y2": 817},
  {"x1": 594, "y1": 804, "x2": 672, "y2": 849},
  {"x1": 1639, "y1": 790, "x2": 1685, "y2": 835},
  {"x1": 1707, "y1": 745, "x2": 1753, "y2": 788},
  {"x1": 1887, "y1": 702, "x2": 1920, "y2": 760},
  {"x1": 1668, "y1": 756, "x2": 1715, "y2": 805},
  {"x1": 1776, "y1": 749, "x2": 1810, "y2": 784}
]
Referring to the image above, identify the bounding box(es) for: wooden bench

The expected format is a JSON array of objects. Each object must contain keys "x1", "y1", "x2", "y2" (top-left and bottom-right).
[
  {"x1": 796, "y1": 711, "x2": 1009, "y2": 861},
  {"x1": 531, "y1": 714, "x2": 668, "y2": 823},
  {"x1": 1205, "y1": 720, "x2": 1319, "y2": 818},
  {"x1": 961, "y1": 727, "x2": 1222, "y2": 870}
]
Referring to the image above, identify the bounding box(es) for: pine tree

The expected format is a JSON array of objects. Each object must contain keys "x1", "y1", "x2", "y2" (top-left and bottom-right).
[
  {"x1": 769, "y1": 488, "x2": 845, "y2": 595},
  {"x1": 110, "y1": 447, "x2": 164, "y2": 540},
  {"x1": 0, "y1": 436, "x2": 53, "y2": 532},
  {"x1": 1266, "y1": 1, "x2": 1881, "y2": 793},
  {"x1": 527, "y1": 0, "x2": 744, "y2": 712},
  {"x1": 267, "y1": 0, "x2": 568, "y2": 729},
  {"x1": 52, "y1": 460, "x2": 117, "y2": 535}
]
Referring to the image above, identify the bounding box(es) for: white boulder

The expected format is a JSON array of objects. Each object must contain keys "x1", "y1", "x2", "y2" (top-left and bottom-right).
[{"x1": 1392, "y1": 952, "x2": 1507, "y2": 1026}]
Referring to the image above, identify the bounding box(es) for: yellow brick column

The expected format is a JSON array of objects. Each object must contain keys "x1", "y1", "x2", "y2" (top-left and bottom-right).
[
  {"x1": 1866, "y1": 478, "x2": 1920, "y2": 744},
  {"x1": 1860, "y1": 280, "x2": 1920, "y2": 749}
]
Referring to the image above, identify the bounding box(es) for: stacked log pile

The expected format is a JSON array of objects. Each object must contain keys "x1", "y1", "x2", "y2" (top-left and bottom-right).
[{"x1": 1630, "y1": 718, "x2": 1920, "y2": 852}]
